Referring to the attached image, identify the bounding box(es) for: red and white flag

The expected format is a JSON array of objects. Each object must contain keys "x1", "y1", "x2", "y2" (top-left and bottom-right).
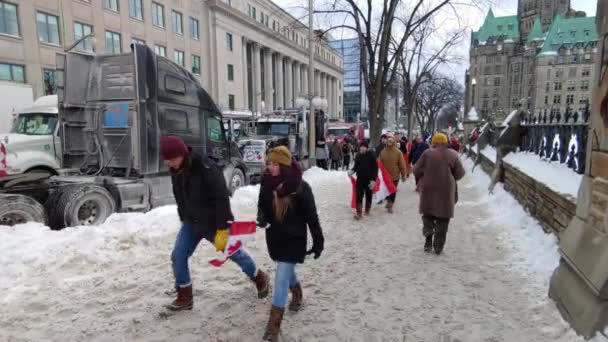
[
  {"x1": 0, "y1": 143, "x2": 7, "y2": 178},
  {"x1": 350, "y1": 160, "x2": 397, "y2": 208},
  {"x1": 209, "y1": 221, "x2": 256, "y2": 267}
]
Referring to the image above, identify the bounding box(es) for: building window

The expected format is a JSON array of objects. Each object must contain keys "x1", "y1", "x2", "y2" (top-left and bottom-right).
[
  {"x1": 569, "y1": 67, "x2": 577, "y2": 78},
  {"x1": 174, "y1": 50, "x2": 184, "y2": 67},
  {"x1": 567, "y1": 81, "x2": 576, "y2": 91},
  {"x1": 43, "y1": 69, "x2": 57, "y2": 95},
  {"x1": 73, "y1": 22, "x2": 93, "y2": 51},
  {"x1": 554, "y1": 82, "x2": 562, "y2": 91},
  {"x1": 260, "y1": 11, "x2": 264, "y2": 23},
  {"x1": 581, "y1": 80, "x2": 589, "y2": 91},
  {"x1": 129, "y1": 0, "x2": 143, "y2": 20},
  {"x1": 492, "y1": 99, "x2": 499, "y2": 108},
  {"x1": 152, "y1": 2, "x2": 165, "y2": 28},
  {"x1": 192, "y1": 55, "x2": 201, "y2": 74},
  {"x1": 0, "y1": 1, "x2": 19, "y2": 36},
  {"x1": 37, "y1": 12, "x2": 61, "y2": 45},
  {"x1": 556, "y1": 68, "x2": 564, "y2": 78},
  {"x1": 227, "y1": 64, "x2": 234, "y2": 81},
  {"x1": 553, "y1": 95, "x2": 561, "y2": 104},
  {"x1": 546, "y1": 69, "x2": 551, "y2": 79},
  {"x1": 189, "y1": 17, "x2": 200, "y2": 40},
  {"x1": 226, "y1": 32, "x2": 233, "y2": 51},
  {"x1": 494, "y1": 77, "x2": 500, "y2": 86},
  {"x1": 105, "y1": 31, "x2": 121, "y2": 53},
  {"x1": 248, "y1": 4, "x2": 251, "y2": 16},
  {"x1": 0, "y1": 63, "x2": 24, "y2": 83},
  {"x1": 265, "y1": 15, "x2": 269, "y2": 27},
  {"x1": 544, "y1": 96, "x2": 548, "y2": 105},
  {"x1": 228, "y1": 95, "x2": 235, "y2": 110},
  {"x1": 154, "y1": 45, "x2": 166, "y2": 57},
  {"x1": 252, "y1": 7, "x2": 256, "y2": 20},
  {"x1": 104, "y1": 0, "x2": 119, "y2": 12},
  {"x1": 566, "y1": 94, "x2": 574, "y2": 105},
  {"x1": 582, "y1": 68, "x2": 591, "y2": 77},
  {"x1": 131, "y1": 38, "x2": 145, "y2": 45},
  {"x1": 545, "y1": 82, "x2": 550, "y2": 92},
  {"x1": 172, "y1": 11, "x2": 183, "y2": 35}
]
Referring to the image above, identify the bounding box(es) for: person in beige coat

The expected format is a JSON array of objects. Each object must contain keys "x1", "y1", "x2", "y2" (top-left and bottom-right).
[
  {"x1": 413, "y1": 133, "x2": 465, "y2": 255},
  {"x1": 378, "y1": 136, "x2": 407, "y2": 213}
]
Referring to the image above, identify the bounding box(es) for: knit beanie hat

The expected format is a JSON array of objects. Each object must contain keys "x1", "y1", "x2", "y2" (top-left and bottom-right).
[
  {"x1": 360, "y1": 141, "x2": 369, "y2": 148},
  {"x1": 267, "y1": 146, "x2": 292, "y2": 167},
  {"x1": 431, "y1": 133, "x2": 448, "y2": 145},
  {"x1": 160, "y1": 136, "x2": 188, "y2": 160}
]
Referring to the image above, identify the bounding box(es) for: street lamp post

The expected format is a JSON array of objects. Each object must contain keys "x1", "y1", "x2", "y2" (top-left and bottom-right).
[{"x1": 307, "y1": 0, "x2": 316, "y2": 164}]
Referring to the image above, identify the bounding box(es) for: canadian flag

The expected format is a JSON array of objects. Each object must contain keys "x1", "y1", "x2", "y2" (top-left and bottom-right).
[
  {"x1": 209, "y1": 221, "x2": 257, "y2": 267},
  {"x1": 0, "y1": 143, "x2": 7, "y2": 178},
  {"x1": 350, "y1": 160, "x2": 397, "y2": 208}
]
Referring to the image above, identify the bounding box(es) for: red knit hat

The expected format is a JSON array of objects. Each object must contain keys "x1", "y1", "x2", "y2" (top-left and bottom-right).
[{"x1": 160, "y1": 136, "x2": 188, "y2": 160}]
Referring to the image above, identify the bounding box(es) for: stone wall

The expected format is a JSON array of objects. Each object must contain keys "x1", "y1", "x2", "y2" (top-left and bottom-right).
[{"x1": 468, "y1": 149, "x2": 577, "y2": 235}]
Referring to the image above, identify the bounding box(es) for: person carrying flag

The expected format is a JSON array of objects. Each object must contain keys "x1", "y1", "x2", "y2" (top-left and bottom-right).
[
  {"x1": 160, "y1": 136, "x2": 270, "y2": 312},
  {"x1": 348, "y1": 141, "x2": 378, "y2": 220},
  {"x1": 378, "y1": 136, "x2": 408, "y2": 213},
  {"x1": 257, "y1": 146, "x2": 324, "y2": 341}
]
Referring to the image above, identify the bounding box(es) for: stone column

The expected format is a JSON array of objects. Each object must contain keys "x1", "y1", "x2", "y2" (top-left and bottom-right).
[
  {"x1": 263, "y1": 47, "x2": 274, "y2": 111},
  {"x1": 302, "y1": 65, "x2": 308, "y2": 97},
  {"x1": 285, "y1": 58, "x2": 293, "y2": 108},
  {"x1": 320, "y1": 72, "x2": 325, "y2": 98},
  {"x1": 242, "y1": 38, "x2": 249, "y2": 111},
  {"x1": 276, "y1": 53, "x2": 284, "y2": 109},
  {"x1": 252, "y1": 43, "x2": 262, "y2": 114},
  {"x1": 293, "y1": 61, "x2": 301, "y2": 99},
  {"x1": 314, "y1": 70, "x2": 320, "y2": 96},
  {"x1": 329, "y1": 77, "x2": 335, "y2": 119}
]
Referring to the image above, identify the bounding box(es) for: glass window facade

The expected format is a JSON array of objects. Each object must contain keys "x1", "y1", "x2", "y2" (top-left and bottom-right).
[{"x1": 329, "y1": 38, "x2": 363, "y2": 122}]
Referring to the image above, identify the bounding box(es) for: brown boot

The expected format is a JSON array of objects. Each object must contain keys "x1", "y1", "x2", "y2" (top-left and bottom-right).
[
  {"x1": 364, "y1": 203, "x2": 371, "y2": 216},
  {"x1": 354, "y1": 205, "x2": 363, "y2": 220},
  {"x1": 263, "y1": 306, "x2": 285, "y2": 341},
  {"x1": 165, "y1": 284, "x2": 193, "y2": 311},
  {"x1": 254, "y1": 270, "x2": 270, "y2": 299},
  {"x1": 289, "y1": 283, "x2": 303, "y2": 312},
  {"x1": 386, "y1": 201, "x2": 394, "y2": 214}
]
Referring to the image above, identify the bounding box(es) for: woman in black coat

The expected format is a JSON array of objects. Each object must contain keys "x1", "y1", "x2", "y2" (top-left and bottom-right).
[{"x1": 257, "y1": 146, "x2": 324, "y2": 341}]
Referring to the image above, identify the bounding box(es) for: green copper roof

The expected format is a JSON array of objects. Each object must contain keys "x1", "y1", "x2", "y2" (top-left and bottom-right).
[
  {"x1": 539, "y1": 15, "x2": 598, "y2": 55},
  {"x1": 528, "y1": 16, "x2": 545, "y2": 41},
  {"x1": 473, "y1": 9, "x2": 520, "y2": 44}
]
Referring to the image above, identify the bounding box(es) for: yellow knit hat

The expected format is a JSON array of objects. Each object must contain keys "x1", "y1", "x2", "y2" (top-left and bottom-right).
[
  {"x1": 431, "y1": 133, "x2": 448, "y2": 145},
  {"x1": 267, "y1": 146, "x2": 292, "y2": 167}
]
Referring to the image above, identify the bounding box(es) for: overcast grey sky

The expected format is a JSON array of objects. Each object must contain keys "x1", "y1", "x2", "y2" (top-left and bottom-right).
[{"x1": 272, "y1": 0, "x2": 598, "y2": 83}]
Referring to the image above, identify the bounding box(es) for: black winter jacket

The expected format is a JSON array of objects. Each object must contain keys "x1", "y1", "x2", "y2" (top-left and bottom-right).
[
  {"x1": 410, "y1": 143, "x2": 429, "y2": 165},
  {"x1": 257, "y1": 181, "x2": 324, "y2": 264},
  {"x1": 352, "y1": 151, "x2": 378, "y2": 184},
  {"x1": 171, "y1": 152, "x2": 233, "y2": 236}
]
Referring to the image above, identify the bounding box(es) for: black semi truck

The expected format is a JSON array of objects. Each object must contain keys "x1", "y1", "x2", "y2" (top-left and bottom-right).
[{"x1": 0, "y1": 44, "x2": 248, "y2": 229}]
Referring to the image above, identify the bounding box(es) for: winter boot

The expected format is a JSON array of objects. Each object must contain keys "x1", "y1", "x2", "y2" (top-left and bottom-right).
[
  {"x1": 289, "y1": 283, "x2": 303, "y2": 312},
  {"x1": 165, "y1": 284, "x2": 193, "y2": 311},
  {"x1": 253, "y1": 270, "x2": 270, "y2": 299},
  {"x1": 354, "y1": 205, "x2": 363, "y2": 220},
  {"x1": 364, "y1": 203, "x2": 371, "y2": 216},
  {"x1": 386, "y1": 201, "x2": 394, "y2": 214},
  {"x1": 424, "y1": 235, "x2": 433, "y2": 252},
  {"x1": 263, "y1": 305, "x2": 285, "y2": 341}
]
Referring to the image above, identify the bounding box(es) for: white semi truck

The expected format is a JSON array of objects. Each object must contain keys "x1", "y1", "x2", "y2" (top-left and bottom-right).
[{"x1": 0, "y1": 81, "x2": 34, "y2": 133}]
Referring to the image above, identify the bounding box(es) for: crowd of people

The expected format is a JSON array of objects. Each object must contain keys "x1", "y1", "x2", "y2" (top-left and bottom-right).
[{"x1": 157, "y1": 129, "x2": 464, "y2": 340}]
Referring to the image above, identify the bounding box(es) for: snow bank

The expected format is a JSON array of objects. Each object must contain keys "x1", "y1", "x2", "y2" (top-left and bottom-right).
[
  {"x1": 503, "y1": 152, "x2": 582, "y2": 199},
  {"x1": 480, "y1": 145, "x2": 497, "y2": 163}
]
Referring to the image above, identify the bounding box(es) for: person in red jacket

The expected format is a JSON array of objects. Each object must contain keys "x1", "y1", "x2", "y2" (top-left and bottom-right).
[{"x1": 449, "y1": 136, "x2": 461, "y2": 153}]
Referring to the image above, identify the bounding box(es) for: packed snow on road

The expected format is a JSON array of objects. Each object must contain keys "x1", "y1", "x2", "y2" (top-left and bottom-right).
[{"x1": 1, "y1": 159, "x2": 606, "y2": 341}]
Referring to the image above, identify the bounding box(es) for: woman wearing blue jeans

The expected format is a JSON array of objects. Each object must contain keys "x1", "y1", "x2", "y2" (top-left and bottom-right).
[{"x1": 257, "y1": 146, "x2": 324, "y2": 341}]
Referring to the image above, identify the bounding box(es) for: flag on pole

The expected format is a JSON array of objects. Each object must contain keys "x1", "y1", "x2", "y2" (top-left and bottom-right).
[{"x1": 209, "y1": 221, "x2": 256, "y2": 267}]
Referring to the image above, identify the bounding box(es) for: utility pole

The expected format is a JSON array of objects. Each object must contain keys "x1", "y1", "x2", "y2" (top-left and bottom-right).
[{"x1": 307, "y1": 0, "x2": 316, "y2": 164}]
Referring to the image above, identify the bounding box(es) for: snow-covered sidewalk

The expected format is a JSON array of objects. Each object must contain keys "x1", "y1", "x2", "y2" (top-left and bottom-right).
[{"x1": 0, "y1": 162, "x2": 604, "y2": 341}]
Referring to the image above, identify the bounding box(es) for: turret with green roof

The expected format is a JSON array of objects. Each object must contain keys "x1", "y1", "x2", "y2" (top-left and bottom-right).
[
  {"x1": 538, "y1": 15, "x2": 598, "y2": 56},
  {"x1": 528, "y1": 16, "x2": 545, "y2": 42},
  {"x1": 472, "y1": 8, "x2": 520, "y2": 45}
]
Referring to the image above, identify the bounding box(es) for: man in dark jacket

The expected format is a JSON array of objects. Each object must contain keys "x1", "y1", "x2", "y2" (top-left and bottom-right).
[
  {"x1": 342, "y1": 142, "x2": 352, "y2": 170},
  {"x1": 330, "y1": 140, "x2": 343, "y2": 170},
  {"x1": 349, "y1": 141, "x2": 378, "y2": 219},
  {"x1": 161, "y1": 136, "x2": 269, "y2": 312},
  {"x1": 409, "y1": 135, "x2": 430, "y2": 190},
  {"x1": 374, "y1": 134, "x2": 388, "y2": 158}
]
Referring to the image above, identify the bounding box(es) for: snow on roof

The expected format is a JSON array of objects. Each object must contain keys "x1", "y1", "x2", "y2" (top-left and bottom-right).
[
  {"x1": 467, "y1": 107, "x2": 480, "y2": 121},
  {"x1": 503, "y1": 152, "x2": 582, "y2": 199}
]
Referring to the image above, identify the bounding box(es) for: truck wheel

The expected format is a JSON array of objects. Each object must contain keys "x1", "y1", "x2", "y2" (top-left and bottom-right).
[
  {"x1": 49, "y1": 184, "x2": 116, "y2": 229},
  {"x1": 229, "y1": 169, "x2": 245, "y2": 195},
  {"x1": 0, "y1": 194, "x2": 46, "y2": 226}
]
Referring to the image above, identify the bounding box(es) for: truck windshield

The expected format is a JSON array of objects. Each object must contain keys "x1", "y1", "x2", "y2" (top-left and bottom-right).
[
  {"x1": 329, "y1": 128, "x2": 350, "y2": 136},
  {"x1": 12, "y1": 113, "x2": 58, "y2": 135},
  {"x1": 256, "y1": 122, "x2": 290, "y2": 136}
]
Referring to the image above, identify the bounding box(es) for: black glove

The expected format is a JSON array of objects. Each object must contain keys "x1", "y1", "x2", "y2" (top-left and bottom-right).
[
  {"x1": 306, "y1": 237, "x2": 324, "y2": 259},
  {"x1": 257, "y1": 220, "x2": 270, "y2": 229}
]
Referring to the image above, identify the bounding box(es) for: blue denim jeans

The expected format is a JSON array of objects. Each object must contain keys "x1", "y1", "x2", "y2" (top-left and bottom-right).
[
  {"x1": 272, "y1": 262, "x2": 299, "y2": 308},
  {"x1": 171, "y1": 224, "x2": 257, "y2": 287}
]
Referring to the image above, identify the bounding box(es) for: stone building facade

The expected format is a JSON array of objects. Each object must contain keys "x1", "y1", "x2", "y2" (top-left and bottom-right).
[
  {"x1": 0, "y1": 0, "x2": 344, "y2": 118},
  {"x1": 465, "y1": 0, "x2": 597, "y2": 123}
]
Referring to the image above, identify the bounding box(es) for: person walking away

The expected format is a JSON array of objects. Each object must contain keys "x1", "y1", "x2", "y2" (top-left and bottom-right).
[
  {"x1": 316, "y1": 141, "x2": 329, "y2": 170},
  {"x1": 449, "y1": 135, "x2": 461, "y2": 153},
  {"x1": 348, "y1": 141, "x2": 378, "y2": 219},
  {"x1": 413, "y1": 133, "x2": 465, "y2": 255},
  {"x1": 161, "y1": 136, "x2": 269, "y2": 312},
  {"x1": 330, "y1": 140, "x2": 343, "y2": 170},
  {"x1": 399, "y1": 136, "x2": 411, "y2": 177},
  {"x1": 257, "y1": 146, "x2": 325, "y2": 341},
  {"x1": 374, "y1": 134, "x2": 388, "y2": 158},
  {"x1": 409, "y1": 135, "x2": 429, "y2": 191},
  {"x1": 342, "y1": 142, "x2": 352, "y2": 170},
  {"x1": 378, "y1": 136, "x2": 407, "y2": 213}
]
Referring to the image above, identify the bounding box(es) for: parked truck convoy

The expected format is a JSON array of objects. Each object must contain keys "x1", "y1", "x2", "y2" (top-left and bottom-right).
[{"x1": 0, "y1": 44, "x2": 248, "y2": 229}]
